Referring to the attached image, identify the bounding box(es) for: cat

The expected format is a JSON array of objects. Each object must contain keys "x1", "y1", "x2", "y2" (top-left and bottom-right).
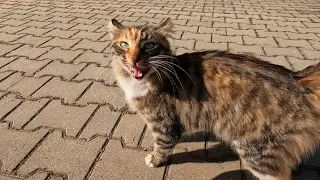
[{"x1": 108, "y1": 18, "x2": 320, "y2": 180}]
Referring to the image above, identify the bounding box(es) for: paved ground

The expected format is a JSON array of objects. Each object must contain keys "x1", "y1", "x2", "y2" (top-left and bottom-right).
[{"x1": 0, "y1": 0, "x2": 320, "y2": 179}]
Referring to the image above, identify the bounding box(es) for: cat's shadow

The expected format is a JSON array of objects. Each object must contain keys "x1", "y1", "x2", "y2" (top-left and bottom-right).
[{"x1": 162, "y1": 131, "x2": 320, "y2": 180}]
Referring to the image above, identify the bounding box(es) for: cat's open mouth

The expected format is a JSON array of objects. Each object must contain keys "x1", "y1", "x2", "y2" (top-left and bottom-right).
[{"x1": 130, "y1": 66, "x2": 149, "y2": 80}]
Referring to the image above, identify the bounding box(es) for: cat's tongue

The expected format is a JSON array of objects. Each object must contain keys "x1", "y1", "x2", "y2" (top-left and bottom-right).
[{"x1": 131, "y1": 66, "x2": 143, "y2": 79}]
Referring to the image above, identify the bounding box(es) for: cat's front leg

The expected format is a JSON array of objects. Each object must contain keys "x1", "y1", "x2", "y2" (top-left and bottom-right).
[{"x1": 145, "y1": 121, "x2": 181, "y2": 168}]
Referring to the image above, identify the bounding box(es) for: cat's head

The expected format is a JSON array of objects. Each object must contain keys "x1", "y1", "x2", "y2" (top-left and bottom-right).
[{"x1": 108, "y1": 18, "x2": 173, "y2": 81}]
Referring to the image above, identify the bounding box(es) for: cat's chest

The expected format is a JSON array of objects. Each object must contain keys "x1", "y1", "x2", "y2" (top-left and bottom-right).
[{"x1": 116, "y1": 76, "x2": 150, "y2": 102}]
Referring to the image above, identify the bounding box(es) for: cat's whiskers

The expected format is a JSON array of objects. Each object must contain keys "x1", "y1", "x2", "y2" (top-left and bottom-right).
[
  {"x1": 149, "y1": 56, "x2": 195, "y2": 85},
  {"x1": 150, "y1": 66, "x2": 163, "y2": 86},
  {"x1": 149, "y1": 61, "x2": 187, "y2": 96}
]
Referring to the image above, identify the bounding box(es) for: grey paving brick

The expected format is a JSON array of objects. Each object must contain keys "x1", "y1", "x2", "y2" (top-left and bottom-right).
[
  {"x1": 243, "y1": 36, "x2": 278, "y2": 47},
  {"x1": 17, "y1": 26, "x2": 53, "y2": 36},
  {"x1": 195, "y1": 41, "x2": 228, "y2": 51},
  {"x1": 22, "y1": 21, "x2": 52, "y2": 28},
  {"x1": 212, "y1": 34, "x2": 243, "y2": 44},
  {"x1": 264, "y1": 46, "x2": 304, "y2": 59},
  {"x1": 300, "y1": 49, "x2": 320, "y2": 60},
  {"x1": 31, "y1": 77, "x2": 91, "y2": 104},
  {"x1": 17, "y1": 131, "x2": 106, "y2": 180},
  {"x1": 0, "y1": 123, "x2": 48, "y2": 172},
  {"x1": 24, "y1": 100, "x2": 97, "y2": 137},
  {"x1": 6, "y1": 45, "x2": 51, "y2": 59},
  {"x1": 167, "y1": 145, "x2": 241, "y2": 180},
  {"x1": 0, "y1": 25, "x2": 27, "y2": 34},
  {"x1": 74, "y1": 50, "x2": 112, "y2": 67},
  {"x1": 310, "y1": 40, "x2": 320, "y2": 50},
  {"x1": 45, "y1": 22, "x2": 76, "y2": 30},
  {"x1": 286, "y1": 32, "x2": 320, "y2": 40},
  {"x1": 38, "y1": 47, "x2": 83, "y2": 63},
  {"x1": 89, "y1": 140, "x2": 165, "y2": 180},
  {"x1": 0, "y1": 57, "x2": 50, "y2": 76},
  {"x1": 258, "y1": 56, "x2": 292, "y2": 70},
  {"x1": 0, "y1": 56, "x2": 17, "y2": 68},
  {"x1": 170, "y1": 39, "x2": 195, "y2": 49},
  {"x1": 8, "y1": 76, "x2": 51, "y2": 97},
  {"x1": 181, "y1": 32, "x2": 211, "y2": 42},
  {"x1": 71, "y1": 31, "x2": 105, "y2": 41},
  {"x1": 73, "y1": 64, "x2": 116, "y2": 85},
  {"x1": 113, "y1": 113, "x2": 145, "y2": 146},
  {"x1": 0, "y1": 72, "x2": 23, "y2": 91},
  {"x1": 35, "y1": 61, "x2": 86, "y2": 80},
  {"x1": 227, "y1": 28, "x2": 256, "y2": 37},
  {"x1": 256, "y1": 30, "x2": 288, "y2": 38},
  {"x1": 0, "y1": 95, "x2": 22, "y2": 119},
  {"x1": 0, "y1": 19, "x2": 29, "y2": 26},
  {"x1": 0, "y1": 32, "x2": 24, "y2": 42},
  {"x1": 43, "y1": 29, "x2": 79, "y2": 38},
  {"x1": 70, "y1": 23, "x2": 101, "y2": 32},
  {"x1": 0, "y1": 43, "x2": 21, "y2": 56},
  {"x1": 229, "y1": 43, "x2": 265, "y2": 56},
  {"x1": 4, "y1": 99, "x2": 50, "y2": 129},
  {"x1": 41, "y1": 37, "x2": 80, "y2": 49},
  {"x1": 77, "y1": 82, "x2": 125, "y2": 109},
  {"x1": 72, "y1": 39, "x2": 109, "y2": 52},
  {"x1": 276, "y1": 38, "x2": 314, "y2": 50},
  {"x1": 12, "y1": 34, "x2": 52, "y2": 47},
  {"x1": 80, "y1": 105, "x2": 120, "y2": 139},
  {"x1": 287, "y1": 57, "x2": 320, "y2": 71}
]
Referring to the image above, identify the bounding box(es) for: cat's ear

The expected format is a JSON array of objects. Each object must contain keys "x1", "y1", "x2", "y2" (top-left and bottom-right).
[
  {"x1": 154, "y1": 18, "x2": 173, "y2": 31},
  {"x1": 108, "y1": 19, "x2": 124, "y2": 32}
]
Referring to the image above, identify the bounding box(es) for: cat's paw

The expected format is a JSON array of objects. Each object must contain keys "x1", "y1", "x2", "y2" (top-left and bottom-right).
[{"x1": 145, "y1": 153, "x2": 167, "y2": 168}]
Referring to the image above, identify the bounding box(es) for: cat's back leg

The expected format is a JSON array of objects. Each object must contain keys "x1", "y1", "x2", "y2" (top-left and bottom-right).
[{"x1": 233, "y1": 141, "x2": 292, "y2": 180}]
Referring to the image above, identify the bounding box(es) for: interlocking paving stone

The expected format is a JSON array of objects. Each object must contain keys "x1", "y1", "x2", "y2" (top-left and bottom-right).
[
  {"x1": 0, "y1": 72, "x2": 23, "y2": 91},
  {"x1": 6, "y1": 45, "x2": 51, "y2": 59},
  {"x1": 43, "y1": 29, "x2": 78, "y2": 39},
  {"x1": 17, "y1": 26, "x2": 53, "y2": 36},
  {"x1": 287, "y1": 57, "x2": 320, "y2": 71},
  {"x1": 17, "y1": 131, "x2": 106, "y2": 180},
  {"x1": 79, "y1": 105, "x2": 121, "y2": 139},
  {"x1": 35, "y1": 61, "x2": 86, "y2": 80},
  {"x1": 0, "y1": 43, "x2": 21, "y2": 56},
  {"x1": 229, "y1": 43, "x2": 265, "y2": 56},
  {"x1": 24, "y1": 100, "x2": 97, "y2": 137},
  {"x1": 38, "y1": 47, "x2": 83, "y2": 63},
  {"x1": 0, "y1": 57, "x2": 50, "y2": 75},
  {"x1": 0, "y1": 123, "x2": 48, "y2": 172},
  {"x1": 0, "y1": 56, "x2": 17, "y2": 68},
  {"x1": 4, "y1": 99, "x2": 50, "y2": 129},
  {"x1": 73, "y1": 64, "x2": 116, "y2": 85},
  {"x1": 0, "y1": 95, "x2": 22, "y2": 119},
  {"x1": 259, "y1": 56, "x2": 292, "y2": 70},
  {"x1": 31, "y1": 77, "x2": 91, "y2": 104},
  {"x1": 7, "y1": 76, "x2": 51, "y2": 97},
  {"x1": 74, "y1": 50, "x2": 112, "y2": 67},
  {"x1": 71, "y1": 39, "x2": 109, "y2": 52},
  {"x1": 12, "y1": 35, "x2": 52, "y2": 47},
  {"x1": 88, "y1": 140, "x2": 165, "y2": 180},
  {"x1": 77, "y1": 82, "x2": 126, "y2": 109},
  {"x1": 113, "y1": 114, "x2": 145, "y2": 146},
  {"x1": 0, "y1": 172, "x2": 48, "y2": 180},
  {"x1": 41, "y1": 37, "x2": 80, "y2": 49}
]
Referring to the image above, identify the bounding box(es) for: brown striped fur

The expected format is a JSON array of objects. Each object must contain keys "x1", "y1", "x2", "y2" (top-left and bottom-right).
[{"x1": 109, "y1": 18, "x2": 320, "y2": 180}]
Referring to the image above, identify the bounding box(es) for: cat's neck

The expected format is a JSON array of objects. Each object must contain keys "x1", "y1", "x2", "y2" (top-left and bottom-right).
[{"x1": 116, "y1": 75, "x2": 152, "y2": 102}]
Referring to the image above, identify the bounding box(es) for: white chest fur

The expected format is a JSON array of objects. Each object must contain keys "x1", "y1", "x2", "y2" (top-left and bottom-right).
[{"x1": 116, "y1": 76, "x2": 150, "y2": 102}]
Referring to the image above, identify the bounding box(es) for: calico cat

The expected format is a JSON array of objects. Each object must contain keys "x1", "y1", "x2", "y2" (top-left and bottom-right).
[{"x1": 108, "y1": 18, "x2": 320, "y2": 180}]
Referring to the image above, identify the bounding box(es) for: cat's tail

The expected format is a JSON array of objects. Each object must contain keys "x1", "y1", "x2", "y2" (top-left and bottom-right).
[{"x1": 295, "y1": 62, "x2": 320, "y2": 110}]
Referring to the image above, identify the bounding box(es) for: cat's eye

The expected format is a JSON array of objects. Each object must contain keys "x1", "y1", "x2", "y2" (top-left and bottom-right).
[
  {"x1": 120, "y1": 41, "x2": 129, "y2": 49},
  {"x1": 144, "y1": 42, "x2": 157, "y2": 50}
]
